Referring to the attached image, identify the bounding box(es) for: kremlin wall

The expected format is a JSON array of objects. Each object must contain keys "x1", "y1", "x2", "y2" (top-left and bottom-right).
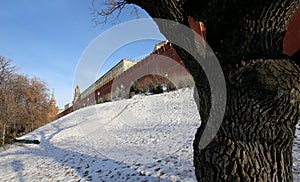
[{"x1": 57, "y1": 41, "x2": 194, "y2": 119}]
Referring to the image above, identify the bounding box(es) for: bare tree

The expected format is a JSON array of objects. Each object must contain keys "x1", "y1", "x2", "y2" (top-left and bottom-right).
[
  {"x1": 0, "y1": 56, "x2": 17, "y2": 85},
  {"x1": 24, "y1": 77, "x2": 50, "y2": 132},
  {"x1": 0, "y1": 57, "x2": 18, "y2": 147},
  {"x1": 8, "y1": 75, "x2": 29, "y2": 138},
  {"x1": 0, "y1": 57, "x2": 53, "y2": 147},
  {"x1": 93, "y1": 1, "x2": 300, "y2": 181},
  {"x1": 91, "y1": 0, "x2": 140, "y2": 25}
]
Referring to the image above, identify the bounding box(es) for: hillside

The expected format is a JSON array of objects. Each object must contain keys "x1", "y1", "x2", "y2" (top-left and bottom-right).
[{"x1": 0, "y1": 88, "x2": 299, "y2": 181}]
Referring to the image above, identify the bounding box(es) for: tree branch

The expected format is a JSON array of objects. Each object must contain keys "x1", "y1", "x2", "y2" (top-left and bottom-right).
[{"x1": 91, "y1": 0, "x2": 138, "y2": 26}]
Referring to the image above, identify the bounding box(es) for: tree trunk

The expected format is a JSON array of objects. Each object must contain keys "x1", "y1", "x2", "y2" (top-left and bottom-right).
[
  {"x1": 2, "y1": 123, "x2": 6, "y2": 147},
  {"x1": 13, "y1": 121, "x2": 17, "y2": 138},
  {"x1": 194, "y1": 59, "x2": 300, "y2": 181},
  {"x1": 125, "y1": 0, "x2": 300, "y2": 181}
]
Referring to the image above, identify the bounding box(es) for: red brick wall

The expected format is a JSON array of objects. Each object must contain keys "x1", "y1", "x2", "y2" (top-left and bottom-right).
[
  {"x1": 57, "y1": 42, "x2": 193, "y2": 118},
  {"x1": 283, "y1": 8, "x2": 300, "y2": 56},
  {"x1": 111, "y1": 43, "x2": 192, "y2": 95}
]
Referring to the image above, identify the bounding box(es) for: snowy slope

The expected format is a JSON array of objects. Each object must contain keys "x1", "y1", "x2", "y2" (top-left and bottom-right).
[
  {"x1": 293, "y1": 122, "x2": 300, "y2": 181},
  {"x1": 0, "y1": 88, "x2": 201, "y2": 181},
  {"x1": 0, "y1": 88, "x2": 300, "y2": 181}
]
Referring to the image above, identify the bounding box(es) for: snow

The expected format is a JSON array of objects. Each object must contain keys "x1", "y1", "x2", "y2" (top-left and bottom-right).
[
  {"x1": 0, "y1": 88, "x2": 200, "y2": 181},
  {"x1": 1, "y1": 88, "x2": 300, "y2": 181},
  {"x1": 293, "y1": 121, "x2": 300, "y2": 181}
]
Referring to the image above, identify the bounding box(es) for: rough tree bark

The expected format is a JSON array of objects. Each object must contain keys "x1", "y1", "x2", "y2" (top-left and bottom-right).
[{"x1": 122, "y1": 0, "x2": 300, "y2": 181}]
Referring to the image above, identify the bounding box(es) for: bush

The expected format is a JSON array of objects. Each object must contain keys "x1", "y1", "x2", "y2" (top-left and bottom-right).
[
  {"x1": 148, "y1": 83, "x2": 155, "y2": 93},
  {"x1": 153, "y1": 85, "x2": 163, "y2": 94},
  {"x1": 98, "y1": 97, "x2": 104, "y2": 104},
  {"x1": 168, "y1": 83, "x2": 176, "y2": 91}
]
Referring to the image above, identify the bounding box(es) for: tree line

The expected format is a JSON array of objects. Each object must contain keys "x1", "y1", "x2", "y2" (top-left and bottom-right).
[{"x1": 0, "y1": 56, "x2": 57, "y2": 147}]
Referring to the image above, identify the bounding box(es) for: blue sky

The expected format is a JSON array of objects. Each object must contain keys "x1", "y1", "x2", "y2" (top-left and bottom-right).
[{"x1": 0, "y1": 0, "x2": 165, "y2": 108}]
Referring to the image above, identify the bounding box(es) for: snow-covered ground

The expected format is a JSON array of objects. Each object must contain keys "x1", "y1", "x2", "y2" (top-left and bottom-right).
[
  {"x1": 0, "y1": 88, "x2": 300, "y2": 181},
  {"x1": 0, "y1": 88, "x2": 201, "y2": 181},
  {"x1": 293, "y1": 122, "x2": 300, "y2": 181}
]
